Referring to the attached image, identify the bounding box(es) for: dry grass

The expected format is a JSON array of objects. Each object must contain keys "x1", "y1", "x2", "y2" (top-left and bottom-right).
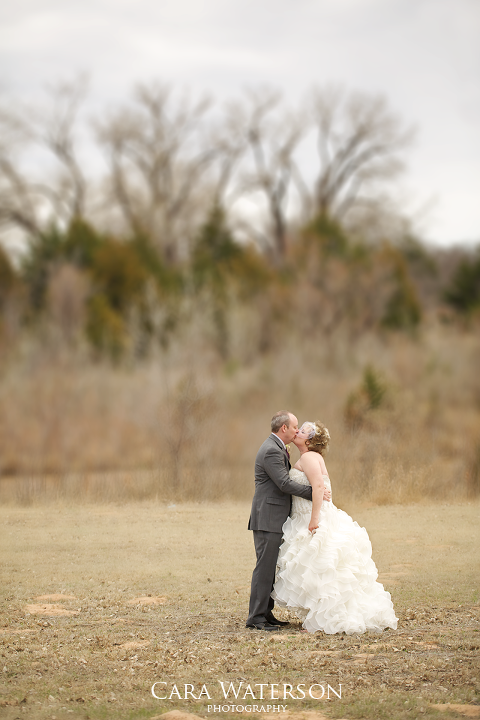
[
  {"x1": 0, "y1": 500, "x2": 479, "y2": 720},
  {"x1": 1, "y1": 324, "x2": 479, "y2": 505}
]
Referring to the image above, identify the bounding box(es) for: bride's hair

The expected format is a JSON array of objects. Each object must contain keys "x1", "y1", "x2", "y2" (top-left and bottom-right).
[{"x1": 305, "y1": 421, "x2": 330, "y2": 455}]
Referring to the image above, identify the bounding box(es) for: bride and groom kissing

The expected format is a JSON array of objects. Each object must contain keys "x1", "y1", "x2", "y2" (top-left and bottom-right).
[{"x1": 246, "y1": 410, "x2": 398, "y2": 634}]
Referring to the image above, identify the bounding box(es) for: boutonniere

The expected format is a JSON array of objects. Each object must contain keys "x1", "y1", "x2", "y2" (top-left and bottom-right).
[{"x1": 285, "y1": 444, "x2": 291, "y2": 460}]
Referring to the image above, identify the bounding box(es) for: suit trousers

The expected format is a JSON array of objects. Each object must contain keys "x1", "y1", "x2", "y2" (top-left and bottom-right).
[{"x1": 246, "y1": 529, "x2": 283, "y2": 626}]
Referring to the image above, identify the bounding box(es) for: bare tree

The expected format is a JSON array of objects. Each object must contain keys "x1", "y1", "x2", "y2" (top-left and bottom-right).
[
  {"x1": 41, "y1": 77, "x2": 89, "y2": 222},
  {"x1": 0, "y1": 80, "x2": 415, "y2": 262},
  {"x1": 206, "y1": 110, "x2": 246, "y2": 210},
  {"x1": 0, "y1": 108, "x2": 43, "y2": 236},
  {"x1": 228, "y1": 88, "x2": 307, "y2": 264},
  {"x1": 96, "y1": 83, "x2": 222, "y2": 264},
  {"x1": 0, "y1": 77, "x2": 89, "y2": 237},
  {"x1": 306, "y1": 86, "x2": 414, "y2": 227}
]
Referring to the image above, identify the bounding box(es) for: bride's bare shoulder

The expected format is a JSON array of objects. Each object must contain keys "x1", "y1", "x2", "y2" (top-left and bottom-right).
[
  {"x1": 303, "y1": 452, "x2": 330, "y2": 478},
  {"x1": 302, "y1": 451, "x2": 322, "y2": 466},
  {"x1": 295, "y1": 452, "x2": 322, "y2": 472}
]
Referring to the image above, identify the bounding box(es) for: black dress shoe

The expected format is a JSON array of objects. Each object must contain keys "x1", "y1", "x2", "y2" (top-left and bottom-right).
[
  {"x1": 265, "y1": 614, "x2": 290, "y2": 626},
  {"x1": 246, "y1": 622, "x2": 281, "y2": 631}
]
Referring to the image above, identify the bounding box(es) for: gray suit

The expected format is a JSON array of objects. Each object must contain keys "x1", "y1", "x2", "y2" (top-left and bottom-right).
[{"x1": 246, "y1": 433, "x2": 313, "y2": 626}]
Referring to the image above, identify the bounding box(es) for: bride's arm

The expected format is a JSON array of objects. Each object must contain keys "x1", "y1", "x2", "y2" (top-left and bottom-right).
[{"x1": 302, "y1": 453, "x2": 324, "y2": 533}]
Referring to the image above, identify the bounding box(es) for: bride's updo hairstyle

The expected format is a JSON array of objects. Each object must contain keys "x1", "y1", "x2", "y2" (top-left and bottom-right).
[{"x1": 302, "y1": 421, "x2": 330, "y2": 456}]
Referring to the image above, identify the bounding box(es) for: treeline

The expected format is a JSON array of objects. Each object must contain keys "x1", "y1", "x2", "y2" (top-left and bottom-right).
[
  {"x1": 0, "y1": 80, "x2": 479, "y2": 362},
  {"x1": 0, "y1": 209, "x2": 479, "y2": 363}
]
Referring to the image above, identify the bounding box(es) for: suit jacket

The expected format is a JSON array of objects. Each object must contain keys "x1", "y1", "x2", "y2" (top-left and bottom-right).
[{"x1": 248, "y1": 434, "x2": 313, "y2": 533}]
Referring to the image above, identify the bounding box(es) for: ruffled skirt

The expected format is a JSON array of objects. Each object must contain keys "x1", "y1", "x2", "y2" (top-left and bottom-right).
[{"x1": 271, "y1": 501, "x2": 398, "y2": 634}]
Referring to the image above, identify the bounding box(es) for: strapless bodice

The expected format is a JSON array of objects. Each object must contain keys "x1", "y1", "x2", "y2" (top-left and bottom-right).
[
  {"x1": 290, "y1": 467, "x2": 331, "y2": 487},
  {"x1": 290, "y1": 468, "x2": 331, "y2": 515}
]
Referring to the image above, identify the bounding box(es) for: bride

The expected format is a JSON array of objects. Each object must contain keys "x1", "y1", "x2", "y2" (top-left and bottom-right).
[{"x1": 271, "y1": 421, "x2": 398, "y2": 634}]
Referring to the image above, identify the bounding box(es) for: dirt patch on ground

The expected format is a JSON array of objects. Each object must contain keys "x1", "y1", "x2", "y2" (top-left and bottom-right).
[
  {"x1": 431, "y1": 705, "x2": 480, "y2": 718},
  {"x1": 117, "y1": 640, "x2": 150, "y2": 649},
  {"x1": 378, "y1": 562, "x2": 412, "y2": 584},
  {"x1": 377, "y1": 571, "x2": 409, "y2": 584},
  {"x1": 428, "y1": 545, "x2": 453, "y2": 550},
  {"x1": 25, "y1": 603, "x2": 79, "y2": 616},
  {"x1": 155, "y1": 712, "x2": 345, "y2": 720},
  {"x1": 127, "y1": 595, "x2": 168, "y2": 605},
  {"x1": 154, "y1": 712, "x2": 210, "y2": 720},
  {"x1": 262, "y1": 714, "x2": 346, "y2": 720}
]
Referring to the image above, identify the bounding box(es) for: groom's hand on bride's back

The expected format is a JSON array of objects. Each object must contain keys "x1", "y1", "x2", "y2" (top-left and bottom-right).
[{"x1": 323, "y1": 488, "x2": 331, "y2": 501}]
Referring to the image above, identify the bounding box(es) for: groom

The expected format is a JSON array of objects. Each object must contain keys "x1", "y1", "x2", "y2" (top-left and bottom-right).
[{"x1": 246, "y1": 410, "x2": 320, "y2": 631}]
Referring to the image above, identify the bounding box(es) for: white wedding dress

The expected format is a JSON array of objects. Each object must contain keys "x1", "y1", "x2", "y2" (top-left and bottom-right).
[{"x1": 271, "y1": 469, "x2": 398, "y2": 634}]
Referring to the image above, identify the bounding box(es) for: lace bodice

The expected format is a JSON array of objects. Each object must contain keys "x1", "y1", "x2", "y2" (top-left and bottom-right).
[{"x1": 290, "y1": 468, "x2": 332, "y2": 515}]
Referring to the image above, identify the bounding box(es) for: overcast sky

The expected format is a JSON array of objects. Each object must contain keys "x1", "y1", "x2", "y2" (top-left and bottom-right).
[{"x1": 1, "y1": 0, "x2": 479, "y2": 245}]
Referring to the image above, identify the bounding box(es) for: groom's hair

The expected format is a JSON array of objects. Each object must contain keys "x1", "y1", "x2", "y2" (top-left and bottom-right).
[{"x1": 271, "y1": 411, "x2": 291, "y2": 433}]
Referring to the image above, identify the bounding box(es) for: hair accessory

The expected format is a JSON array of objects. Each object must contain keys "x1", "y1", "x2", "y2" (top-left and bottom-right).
[{"x1": 300, "y1": 422, "x2": 316, "y2": 439}]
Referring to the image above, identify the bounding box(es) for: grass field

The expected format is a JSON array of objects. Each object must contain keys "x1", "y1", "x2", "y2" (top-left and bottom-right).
[{"x1": 1, "y1": 500, "x2": 479, "y2": 720}]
